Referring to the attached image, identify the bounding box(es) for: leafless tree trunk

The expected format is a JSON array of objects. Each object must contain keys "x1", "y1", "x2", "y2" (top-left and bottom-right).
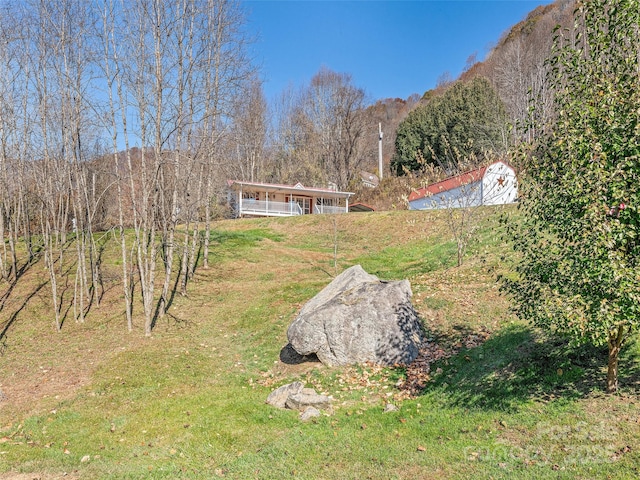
[
  {"x1": 158, "y1": 0, "x2": 193, "y2": 317},
  {"x1": 132, "y1": 1, "x2": 159, "y2": 337},
  {"x1": 28, "y1": 1, "x2": 75, "y2": 331},
  {"x1": 228, "y1": 77, "x2": 268, "y2": 182},
  {"x1": 0, "y1": 8, "x2": 27, "y2": 283},
  {"x1": 99, "y1": 0, "x2": 134, "y2": 330}
]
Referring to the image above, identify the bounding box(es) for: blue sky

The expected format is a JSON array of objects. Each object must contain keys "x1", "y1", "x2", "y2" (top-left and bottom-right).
[{"x1": 243, "y1": 0, "x2": 554, "y2": 103}]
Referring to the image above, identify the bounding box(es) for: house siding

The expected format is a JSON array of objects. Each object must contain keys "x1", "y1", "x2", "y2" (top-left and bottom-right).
[{"x1": 227, "y1": 180, "x2": 353, "y2": 218}]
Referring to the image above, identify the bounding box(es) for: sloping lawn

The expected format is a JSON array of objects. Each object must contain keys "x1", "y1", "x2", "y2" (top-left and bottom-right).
[{"x1": 0, "y1": 209, "x2": 638, "y2": 479}]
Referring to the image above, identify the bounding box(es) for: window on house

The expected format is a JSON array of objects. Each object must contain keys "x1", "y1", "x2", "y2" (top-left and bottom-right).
[{"x1": 243, "y1": 191, "x2": 259, "y2": 202}]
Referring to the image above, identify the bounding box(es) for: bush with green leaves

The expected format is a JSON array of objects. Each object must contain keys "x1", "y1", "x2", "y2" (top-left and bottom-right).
[{"x1": 504, "y1": 0, "x2": 640, "y2": 393}]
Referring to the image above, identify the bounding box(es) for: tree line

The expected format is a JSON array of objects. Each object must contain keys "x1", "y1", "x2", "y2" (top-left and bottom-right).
[
  {"x1": 0, "y1": 0, "x2": 388, "y2": 337},
  {"x1": 0, "y1": 0, "x2": 256, "y2": 336}
]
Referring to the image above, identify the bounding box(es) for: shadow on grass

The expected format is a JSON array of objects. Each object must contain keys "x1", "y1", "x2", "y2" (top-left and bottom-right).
[
  {"x1": 0, "y1": 254, "x2": 41, "y2": 313},
  {"x1": 0, "y1": 281, "x2": 48, "y2": 355},
  {"x1": 0, "y1": 254, "x2": 45, "y2": 354},
  {"x1": 422, "y1": 324, "x2": 640, "y2": 411}
]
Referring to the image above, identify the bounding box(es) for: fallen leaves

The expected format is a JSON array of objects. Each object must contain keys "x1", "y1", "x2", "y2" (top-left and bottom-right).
[
  {"x1": 611, "y1": 445, "x2": 632, "y2": 461},
  {"x1": 398, "y1": 330, "x2": 491, "y2": 397},
  {"x1": 335, "y1": 363, "x2": 391, "y2": 392}
]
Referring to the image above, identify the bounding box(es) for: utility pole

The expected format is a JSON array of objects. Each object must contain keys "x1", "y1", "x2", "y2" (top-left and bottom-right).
[{"x1": 378, "y1": 122, "x2": 383, "y2": 181}]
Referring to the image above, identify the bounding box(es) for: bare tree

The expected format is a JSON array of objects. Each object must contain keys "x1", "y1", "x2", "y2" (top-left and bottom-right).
[
  {"x1": 97, "y1": 0, "x2": 252, "y2": 333},
  {"x1": 99, "y1": 0, "x2": 135, "y2": 330},
  {"x1": 51, "y1": 0, "x2": 100, "y2": 323},
  {"x1": 0, "y1": 12, "x2": 24, "y2": 282},
  {"x1": 493, "y1": 37, "x2": 554, "y2": 144},
  {"x1": 199, "y1": 0, "x2": 255, "y2": 270},
  {"x1": 226, "y1": 77, "x2": 268, "y2": 182},
  {"x1": 268, "y1": 85, "x2": 308, "y2": 184},
  {"x1": 24, "y1": 0, "x2": 80, "y2": 332},
  {"x1": 300, "y1": 68, "x2": 370, "y2": 190}
]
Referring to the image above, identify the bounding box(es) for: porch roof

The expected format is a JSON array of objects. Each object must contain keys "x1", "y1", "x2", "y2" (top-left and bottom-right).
[{"x1": 227, "y1": 180, "x2": 354, "y2": 199}]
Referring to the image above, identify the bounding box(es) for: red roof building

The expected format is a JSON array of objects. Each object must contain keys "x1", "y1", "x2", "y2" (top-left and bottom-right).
[{"x1": 408, "y1": 161, "x2": 518, "y2": 210}]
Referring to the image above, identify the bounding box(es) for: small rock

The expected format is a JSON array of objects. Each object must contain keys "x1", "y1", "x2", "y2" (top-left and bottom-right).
[
  {"x1": 80, "y1": 455, "x2": 91, "y2": 463},
  {"x1": 266, "y1": 382, "x2": 304, "y2": 409},
  {"x1": 300, "y1": 407, "x2": 321, "y2": 421},
  {"x1": 383, "y1": 403, "x2": 399, "y2": 413},
  {"x1": 285, "y1": 392, "x2": 332, "y2": 411}
]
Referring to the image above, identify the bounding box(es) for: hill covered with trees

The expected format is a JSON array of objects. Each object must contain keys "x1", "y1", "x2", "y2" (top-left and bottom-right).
[{"x1": 390, "y1": 0, "x2": 575, "y2": 177}]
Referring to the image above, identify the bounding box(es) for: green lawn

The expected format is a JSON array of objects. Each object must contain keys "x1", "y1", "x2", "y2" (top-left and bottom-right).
[{"x1": 0, "y1": 209, "x2": 638, "y2": 479}]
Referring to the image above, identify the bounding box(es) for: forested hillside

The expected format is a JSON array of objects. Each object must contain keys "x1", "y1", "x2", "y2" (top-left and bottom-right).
[
  {"x1": 374, "y1": 0, "x2": 575, "y2": 201},
  {"x1": 392, "y1": 0, "x2": 574, "y2": 173}
]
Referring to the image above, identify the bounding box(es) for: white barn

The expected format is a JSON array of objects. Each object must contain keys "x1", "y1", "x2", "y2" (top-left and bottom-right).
[{"x1": 408, "y1": 161, "x2": 518, "y2": 210}]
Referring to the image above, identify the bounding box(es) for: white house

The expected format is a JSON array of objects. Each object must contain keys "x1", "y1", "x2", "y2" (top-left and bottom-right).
[
  {"x1": 227, "y1": 180, "x2": 354, "y2": 218},
  {"x1": 408, "y1": 161, "x2": 518, "y2": 210}
]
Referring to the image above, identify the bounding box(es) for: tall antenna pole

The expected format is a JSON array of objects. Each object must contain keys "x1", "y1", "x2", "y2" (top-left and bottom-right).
[{"x1": 378, "y1": 122, "x2": 383, "y2": 181}]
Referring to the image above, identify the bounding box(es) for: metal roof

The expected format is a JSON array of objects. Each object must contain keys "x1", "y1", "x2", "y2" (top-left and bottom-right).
[
  {"x1": 408, "y1": 161, "x2": 514, "y2": 202},
  {"x1": 349, "y1": 202, "x2": 376, "y2": 212}
]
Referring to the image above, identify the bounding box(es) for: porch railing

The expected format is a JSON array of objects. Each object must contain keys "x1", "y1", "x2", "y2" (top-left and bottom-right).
[{"x1": 239, "y1": 200, "x2": 303, "y2": 217}]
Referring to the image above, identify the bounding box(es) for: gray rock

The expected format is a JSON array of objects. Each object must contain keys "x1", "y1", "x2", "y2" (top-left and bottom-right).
[
  {"x1": 266, "y1": 381, "x2": 304, "y2": 409},
  {"x1": 285, "y1": 392, "x2": 332, "y2": 412},
  {"x1": 383, "y1": 403, "x2": 399, "y2": 413},
  {"x1": 267, "y1": 382, "x2": 333, "y2": 417},
  {"x1": 287, "y1": 265, "x2": 424, "y2": 366},
  {"x1": 300, "y1": 407, "x2": 321, "y2": 421}
]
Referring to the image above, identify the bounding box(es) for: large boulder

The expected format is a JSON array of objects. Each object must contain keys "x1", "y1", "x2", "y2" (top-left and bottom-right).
[{"x1": 287, "y1": 265, "x2": 424, "y2": 366}]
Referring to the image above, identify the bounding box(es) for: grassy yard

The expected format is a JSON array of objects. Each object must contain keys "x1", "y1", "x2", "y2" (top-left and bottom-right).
[{"x1": 0, "y1": 208, "x2": 638, "y2": 479}]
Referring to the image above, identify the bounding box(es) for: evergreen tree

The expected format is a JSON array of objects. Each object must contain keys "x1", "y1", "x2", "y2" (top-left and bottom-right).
[{"x1": 392, "y1": 77, "x2": 508, "y2": 175}]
